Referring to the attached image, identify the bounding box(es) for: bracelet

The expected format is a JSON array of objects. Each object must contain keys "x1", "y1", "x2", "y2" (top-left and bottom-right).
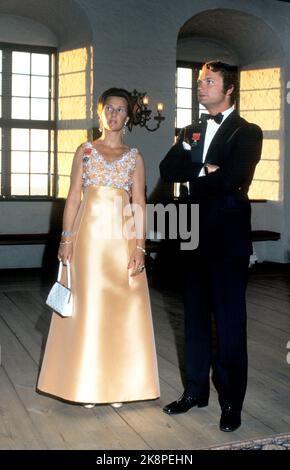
[
  {"x1": 61, "y1": 230, "x2": 74, "y2": 237},
  {"x1": 136, "y1": 245, "x2": 147, "y2": 254},
  {"x1": 60, "y1": 240, "x2": 73, "y2": 245}
]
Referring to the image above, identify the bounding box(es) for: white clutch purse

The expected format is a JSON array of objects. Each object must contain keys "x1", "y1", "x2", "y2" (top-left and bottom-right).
[{"x1": 46, "y1": 260, "x2": 73, "y2": 317}]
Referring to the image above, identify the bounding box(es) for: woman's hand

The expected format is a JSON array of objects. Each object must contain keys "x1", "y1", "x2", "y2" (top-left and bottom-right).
[
  {"x1": 128, "y1": 248, "x2": 145, "y2": 277},
  {"x1": 58, "y1": 242, "x2": 73, "y2": 265}
]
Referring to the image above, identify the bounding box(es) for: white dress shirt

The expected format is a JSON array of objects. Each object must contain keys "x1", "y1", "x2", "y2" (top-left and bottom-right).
[{"x1": 198, "y1": 106, "x2": 234, "y2": 176}]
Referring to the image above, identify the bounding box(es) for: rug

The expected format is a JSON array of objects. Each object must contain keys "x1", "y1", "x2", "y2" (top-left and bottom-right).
[{"x1": 204, "y1": 432, "x2": 290, "y2": 450}]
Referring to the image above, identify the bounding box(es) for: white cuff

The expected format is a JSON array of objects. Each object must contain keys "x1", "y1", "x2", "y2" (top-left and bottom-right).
[{"x1": 182, "y1": 141, "x2": 191, "y2": 150}]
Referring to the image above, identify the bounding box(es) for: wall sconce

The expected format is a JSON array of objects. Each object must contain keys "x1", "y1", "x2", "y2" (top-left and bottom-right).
[{"x1": 128, "y1": 89, "x2": 165, "y2": 132}]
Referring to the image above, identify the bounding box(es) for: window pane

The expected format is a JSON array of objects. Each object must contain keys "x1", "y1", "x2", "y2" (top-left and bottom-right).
[
  {"x1": 0, "y1": 73, "x2": 2, "y2": 94},
  {"x1": 57, "y1": 175, "x2": 70, "y2": 198},
  {"x1": 31, "y1": 98, "x2": 49, "y2": 120},
  {"x1": 11, "y1": 129, "x2": 30, "y2": 151},
  {"x1": 12, "y1": 97, "x2": 30, "y2": 119},
  {"x1": 177, "y1": 68, "x2": 192, "y2": 88},
  {"x1": 12, "y1": 51, "x2": 30, "y2": 74},
  {"x1": 11, "y1": 151, "x2": 29, "y2": 173},
  {"x1": 11, "y1": 174, "x2": 29, "y2": 195},
  {"x1": 199, "y1": 104, "x2": 207, "y2": 116},
  {"x1": 176, "y1": 108, "x2": 192, "y2": 128},
  {"x1": 177, "y1": 88, "x2": 192, "y2": 109},
  {"x1": 31, "y1": 53, "x2": 49, "y2": 76},
  {"x1": 31, "y1": 129, "x2": 48, "y2": 151},
  {"x1": 12, "y1": 74, "x2": 30, "y2": 97},
  {"x1": 31, "y1": 76, "x2": 49, "y2": 98},
  {"x1": 31, "y1": 152, "x2": 48, "y2": 173},
  {"x1": 31, "y1": 174, "x2": 48, "y2": 195},
  {"x1": 0, "y1": 50, "x2": 2, "y2": 72}
]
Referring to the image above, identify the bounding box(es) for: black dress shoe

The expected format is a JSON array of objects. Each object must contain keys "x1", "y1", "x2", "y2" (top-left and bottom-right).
[
  {"x1": 163, "y1": 393, "x2": 208, "y2": 415},
  {"x1": 220, "y1": 406, "x2": 241, "y2": 432}
]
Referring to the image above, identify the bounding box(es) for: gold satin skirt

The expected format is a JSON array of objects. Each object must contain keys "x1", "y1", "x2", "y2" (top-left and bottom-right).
[{"x1": 37, "y1": 185, "x2": 160, "y2": 404}]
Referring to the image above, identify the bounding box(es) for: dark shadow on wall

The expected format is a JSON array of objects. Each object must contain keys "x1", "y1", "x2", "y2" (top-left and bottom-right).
[
  {"x1": 147, "y1": 177, "x2": 185, "y2": 290},
  {"x1": 147, "y1": 177, "x2": 173, "y2": 205},
  {"x1": 40, "y1": 199, "x2": 65, "y2": 292}
]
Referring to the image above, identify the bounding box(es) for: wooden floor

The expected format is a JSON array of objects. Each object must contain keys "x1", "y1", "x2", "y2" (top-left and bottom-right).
[{"x1": 0, "y1": 262, "x2": 290, "y2": 450}]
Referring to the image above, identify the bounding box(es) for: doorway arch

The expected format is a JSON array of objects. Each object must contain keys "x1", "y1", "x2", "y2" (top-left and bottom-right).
[
  {"x1": 177, "y1": 8, "x2": 282, "y2": 67},
  {"x1": 176, "y1": 8, "x2": 283, "y2": 202}
]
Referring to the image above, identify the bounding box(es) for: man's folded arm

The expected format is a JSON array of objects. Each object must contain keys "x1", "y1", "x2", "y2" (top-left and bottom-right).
[
  {"x1": 189, "y1": 124, "x2": 263, "y2": 198},
  {"x1": 159, "y1": 141, "x2": 204, "y2": 183}
]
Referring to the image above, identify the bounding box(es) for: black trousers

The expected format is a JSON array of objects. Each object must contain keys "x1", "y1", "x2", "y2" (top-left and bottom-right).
[{"x1": 182, "y1": 254, "x2": 249, "y2": 411}]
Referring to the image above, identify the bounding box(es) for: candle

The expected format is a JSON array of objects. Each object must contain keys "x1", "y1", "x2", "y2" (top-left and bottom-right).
[
  {"x1": 143, "y1": 96, "x2": 149, "y2": 106},
  {"x1": 157, "y1": 102, "x2": 163, "y2": 112}
]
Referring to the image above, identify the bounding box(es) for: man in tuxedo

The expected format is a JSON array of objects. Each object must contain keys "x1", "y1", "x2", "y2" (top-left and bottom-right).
[{"x1": 159, "y1": 61, "x2": 263, "y2": 432}]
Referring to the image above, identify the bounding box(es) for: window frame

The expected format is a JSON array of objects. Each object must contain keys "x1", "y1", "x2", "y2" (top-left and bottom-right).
[
  {"x1": 0, "y1": 42, "x2": 57, "y2": 200},
  {"x1": 175, "y1": 60, "x2": 202, "y2": 134}
]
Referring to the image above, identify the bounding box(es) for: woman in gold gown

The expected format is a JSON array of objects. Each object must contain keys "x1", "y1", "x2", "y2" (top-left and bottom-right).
[{"x1": 37, "y1": 88, "x2": 160, "y2": 407}]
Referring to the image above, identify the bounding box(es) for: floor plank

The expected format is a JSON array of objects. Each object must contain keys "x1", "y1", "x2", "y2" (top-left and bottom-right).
[{"x1": 0, "y1": 367, "x2": 45, "y2": 450}]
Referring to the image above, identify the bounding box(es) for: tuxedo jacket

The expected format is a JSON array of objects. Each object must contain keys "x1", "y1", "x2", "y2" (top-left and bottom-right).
[{"x1": 159, "y1": 111, "x2": 263, "y2": 256}]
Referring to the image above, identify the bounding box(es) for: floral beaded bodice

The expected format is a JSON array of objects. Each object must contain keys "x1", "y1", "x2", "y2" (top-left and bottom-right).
[{"x1": 82, "y1": 142, "x2": 138, "y2": 195}]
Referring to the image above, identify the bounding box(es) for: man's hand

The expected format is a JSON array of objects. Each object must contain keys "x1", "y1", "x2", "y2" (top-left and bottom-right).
[{"x1": 204, "y1": 163, "x2": 220, "y2": 174}]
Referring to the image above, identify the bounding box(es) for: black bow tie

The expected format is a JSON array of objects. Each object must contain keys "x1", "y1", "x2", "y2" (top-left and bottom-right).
[{"x1": 200, "y1": 112, "x2": 223, "y2": 124}]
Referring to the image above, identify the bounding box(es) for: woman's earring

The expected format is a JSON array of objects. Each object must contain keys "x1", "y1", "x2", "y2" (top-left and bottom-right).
[{"x1": 123, "y1": 123, "x2": 127, "y2": 135}]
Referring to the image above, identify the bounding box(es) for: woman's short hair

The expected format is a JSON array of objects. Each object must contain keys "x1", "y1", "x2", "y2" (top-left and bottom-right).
[{"x1": 97, "y1": 88, "x2": 134, "y2": 124}]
